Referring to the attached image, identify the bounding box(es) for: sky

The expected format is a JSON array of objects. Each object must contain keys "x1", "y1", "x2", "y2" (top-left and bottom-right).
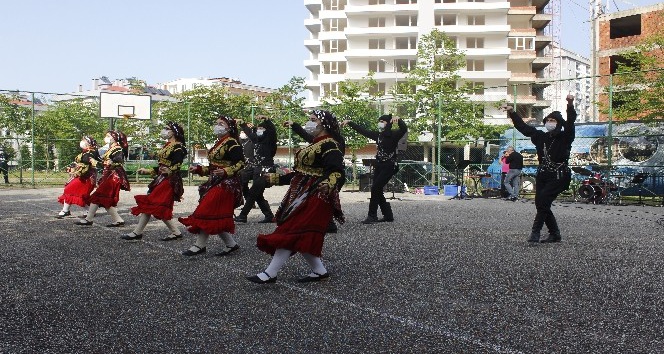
[{"x1": 0, "y1": 0, "x2": 661, "y2": 95}]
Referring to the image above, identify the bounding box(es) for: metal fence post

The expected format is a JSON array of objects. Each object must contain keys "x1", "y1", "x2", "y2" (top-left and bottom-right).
[
  {"x1": 437, "y1": 95, "x2": 442, "y2": 188},
  {"x1": 187, "y1": 101, "x2": 192, "y2": 186},
  {"x1": 607, "y1": 74, "x2": 613, "y2": 172},
  {"x1": 31, "y1": 92, "x2": 35, "y2": 187}
]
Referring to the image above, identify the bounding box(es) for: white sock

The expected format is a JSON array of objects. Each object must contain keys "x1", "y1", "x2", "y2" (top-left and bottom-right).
[
  {"x1": 219, "y1": 232, "x2": 237, "y2": 248},
  {"x1": 189, "y1": 232, "x2": 209, "y2": 252},
  {"x1": 85, "y1": 204, "x2": 99, "y2": 222},
  {"x1": 302, "y1": 253, "x2": 327, "y2": 276},
  {"x1": 262, "y1": 248, "x2": 291, "y2": 279},
  {"x1": 107, "y1": 207, "x2": 123, "y2": 223},
  {"x1": 163, "y1": 219, "x2": 181, "y2": 235},
  {"x1": 132, "y1": 214, "x2": 150, "y2": 235},
  {"x1": 61, "y1": 203, "x2": 71, "y2": 213}
]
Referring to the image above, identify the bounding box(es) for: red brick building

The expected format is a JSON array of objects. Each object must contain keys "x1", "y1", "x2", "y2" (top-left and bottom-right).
[{"x1": 595, "y1": 3, "x2": 664, "y2": 121}]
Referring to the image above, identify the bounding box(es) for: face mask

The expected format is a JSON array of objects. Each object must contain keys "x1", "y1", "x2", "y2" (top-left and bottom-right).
[
  {"x1": 240, "y1": 132, "x2": 247, "y2": 140},
  {"x1": 544, "y1": 122, "x2": 557, "y2": 132},
  {"x1": 304, "y1": 121, "x2": 320, "y2": 135},
  {"x1": 79, "y1": 141, "x2": 88, "y2": 149},
  {"x1": 104, "y1": 136, "x2": 112, "y2": 144},
  {"x1": 214, "y1": 125, "x2": 228, "y2": 136},
  {"x1": 160, "y1": 129, "x2": 172, "y2": 140},
  {"x1": 378, "y1": 122, "x2": 386, "y2": 131},
  {"x1": 256, "y1": 129, "x2": 265, "y2": 137}
]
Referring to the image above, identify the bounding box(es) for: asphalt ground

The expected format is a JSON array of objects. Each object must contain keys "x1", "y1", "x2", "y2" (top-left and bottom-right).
[{"x1": 1, "y1": 185, "x2": 663, "y2": 354}]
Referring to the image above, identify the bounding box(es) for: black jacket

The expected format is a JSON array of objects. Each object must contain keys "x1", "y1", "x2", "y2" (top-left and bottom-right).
[
  {"x1": 240, "y1": 119, "x2": 277, "y2": 167},
  {"x1": 509, "y1": 103, "x2": 576, "y2": 166},
  {"x1": 505, "y1": 151, "x2": 524, "y2": 170},
  {"x1": 348, "y1": 119, "x2": 407, "y2": 163}
]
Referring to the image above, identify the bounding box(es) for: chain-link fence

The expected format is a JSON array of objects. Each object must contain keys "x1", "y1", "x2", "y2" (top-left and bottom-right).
[{"x1": 2, "y1": 72, "x2": 663, "y2": 205}]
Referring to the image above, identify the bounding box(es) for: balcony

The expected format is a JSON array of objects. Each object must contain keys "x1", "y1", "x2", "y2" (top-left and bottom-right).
[
  {"x1": 304, "y1": 39, "x2": 321, "y2": 53},
  {"x1": 344, "y1": 26, "x2": 419, "y2": 36},
  {"x1": 463, "y1": 48, "x2": 511, "y2": 57},
  {"x1": 304, "y1": 18, "x2": 321, "y2": 33},
  {"x1": 509, "y1": 72, "x2": 537, "y2": 83},
  {"x1": 304, "y1": 60, "x2": 321, "y2": 72},
  {"x1": 345, "y1": 4, "x2": 418, "y2": 14},
  {"x1": 532, "y1": 13, "x2": 552, "y2": 29},
  {"x1": 532, "y1": 0, "x2": 551, "y2": 10},
  {"x1": 508, "y1": 6, "x2": 536, "y2": 15},
  {"x1": 508, "y1": 50, "x2": 536, "y2": 61},
  {"x1": 304, "y1": 0, "x2": 322, "y2": 15},
  {"x1": 535, "y1": 35, "x2": 553, "y2": 50},
  {"x1": 459, "y1": 71, "x2": 511, "y2": 80},
  {"x1": 436, "y1": 24, "x2": 511, "y2": 35},
  {"x1": 509, "y1": 28, "x2": 536, "y2": 37},
  {"x1": 344, "y1": 48, "x2": 416, "y2": 58},
  {"x1": 435, "y1": 2, "x2": 510, "y2": 12},
  {"x1": 532, "y1": 56, "x2": 553, "y2": 70}
]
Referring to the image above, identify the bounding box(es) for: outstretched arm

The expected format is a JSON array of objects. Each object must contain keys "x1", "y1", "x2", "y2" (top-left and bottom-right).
[
  {"x1": 343, "y1": 120, "x2": 379, "y2": 141},
  {"x1": 564, "y1": 94, "x2": 577, "y2": 142},
  {"x1": 501, "y1": 104, "x2": 538, "y2": 137}
]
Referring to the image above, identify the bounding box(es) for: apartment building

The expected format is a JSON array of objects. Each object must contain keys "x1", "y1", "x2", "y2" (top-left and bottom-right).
[
  {"x1": 159, "y1": 77, "x2": 275, "y2": 99},
  {"x1": 304, "y1": 0, "x2": 554, "y2": 125},
  {"x1": 595, "y1": 2, "x2": 664, "y2": 121},
  {"x1": 543, "y1": 44, "x2": 591, "y2": 122}
]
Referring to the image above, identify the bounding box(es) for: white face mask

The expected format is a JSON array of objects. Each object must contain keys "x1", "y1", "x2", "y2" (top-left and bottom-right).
[
  {"x1": 160, "y1": 129, "x2": 172, "y2": 140},
  {"x1": 214, "y1": 125, "x2": 228, "y2": 136},
  {"x1": 240, "y1": 132, "x2": 247, "y2": 140},
  {"x1": 544, "y1": 122, "x2": 557, "y2": 132},
  {"x1": 378, "y1": 122, "x2": 386, "y2": 131},
  {"x1": 256, "y1": 129, "x2": 265, "y2": 137},
  {"x1": 79, "y1": 141, "x2": 88, "y2": 149},
  {"x1": 104, "y1": 136, "x2": 112, "y2": 144},
  {"x1": 304, "y1": 121, "x2": 320, "y2": 135}
]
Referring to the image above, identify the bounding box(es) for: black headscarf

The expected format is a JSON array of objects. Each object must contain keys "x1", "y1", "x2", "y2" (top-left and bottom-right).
[
  {"x1": 166, "y1": 121, "x2": 186, "y2": 145},
  {"x1": 311, "y1": 109, "x2": 345, "y2": 154}
]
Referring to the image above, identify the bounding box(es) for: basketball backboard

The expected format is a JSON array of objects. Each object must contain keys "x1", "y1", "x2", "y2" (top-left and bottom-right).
[{"x1": 100, "y1": 92, "x2": 151, "y2": 120}]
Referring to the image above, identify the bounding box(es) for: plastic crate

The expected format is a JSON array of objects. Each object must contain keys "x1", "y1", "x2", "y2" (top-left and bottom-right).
[
  {"x1": 443, "y1": 185, "x2": 466, "y2": 196},
  {"x1": 423, "y1": 186, "x2": 439, "y2": 195}
]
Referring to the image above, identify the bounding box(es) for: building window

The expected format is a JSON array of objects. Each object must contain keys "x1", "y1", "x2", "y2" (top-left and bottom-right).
[
  {"x1": 396, "y1": 0, "x2": 417, "y2": 3},
  {"x1": 369, "y1": 60, "x2": 387, "y2": 73},
  {"x1": 466, "y1": 37, "x2": 484, "y2": 48},
  {"x1": 609, "y1": 55, "x2": 639, "y2": 74},
  {"x1": 324, "y1": 62, "x2": 347, "y2": 75},
  {"x1": 322, "y1": 83, "x2": 339, "y2": 96},
  {"x1": 468, "y1": 0, "x2": 484, "y2": 2},
  {"x1": 324, "y1": 18, "x2": 346, "y2": 32},
  {"x1": 324, "y1": 0, "x2": 345, "y2": 11},
  {"x1": 468, "y1": 81, "x2": 484, "y2": 94},
  {"x1": 394, "y1": 59, "x2": 417, "y2": 72},
  {"x1": 508, "y1": 37, "x2": 534, "y2": 50},
  {"x1": 467, "y1": 59, "x2": 485, "y2": 71},
  {"x1": 324, "y1": 39, "x2": 347, "y2": 53},
  {"x1": 369, "y1": 17, "x2": 386, "y2": 27},
  {"x1": 369, "y1": 38, "x2": 386, "y2": 49},
  {"x1": 436, "y1": 0, "x2": 457, "y2": 2},
  {"x1": 369, "y1": 83, "x2": 386, "y2": 95},
  {"x1": 436, "y1": 14, "x2": 457, "y2": 26},
  {"x1": 395, "y1": 15, "x2": 418, "y2": 26},
  {"x1": 610, "y1": 14, "x2": 641, "y2": 39},
  {"x1": 468, "y1": 15, "x2": 485, "y2": 25},
  {"x1": 395, "y1": 37, "x2": 417, "y2": 49},
  {"x1": 369, "y1": 0, "x2": 386, "y2": 4}
]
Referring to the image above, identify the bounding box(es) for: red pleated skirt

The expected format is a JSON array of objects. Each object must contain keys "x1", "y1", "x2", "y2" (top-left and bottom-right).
[
  {"x1": 178, "y1": 184, "x2": 237, "y2": 235},
  {"x1": 256, "y1": 191, "x2": 332, "y2": 257},
  {"x1": 131, "y1": 179, "x2": 175, "y2": 220},
  {"x1": 89, "y1": 173, "x2": 122, "y2": 208},
  {"x1": 58, "y1": 176, "x2": 95, "y2": 207}
]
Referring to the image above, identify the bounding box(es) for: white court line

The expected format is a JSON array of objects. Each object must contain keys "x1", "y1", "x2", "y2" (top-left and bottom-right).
[{"x1": 27, "y1": 200, "x2": 522, "y2": 354}]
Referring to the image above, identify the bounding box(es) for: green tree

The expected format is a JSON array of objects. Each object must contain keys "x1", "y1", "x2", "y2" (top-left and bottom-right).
[
  {"x1": 262, "y1": 77, "x2": 308, "y2": 146},
  {"x1": 607, "y1": 21, "x2": 664, "y2": 123},
  {"x1": 403, "y1": 29, "x2": 484, "y2": 140}
]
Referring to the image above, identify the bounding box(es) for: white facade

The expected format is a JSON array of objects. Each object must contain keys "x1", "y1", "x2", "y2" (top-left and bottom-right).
[
  {"x1": 304, "y1": 0, "x2": 555, "y2": 125},
  {"x1": 543, "y1": 44, "x2": 591, "y2": 122}
]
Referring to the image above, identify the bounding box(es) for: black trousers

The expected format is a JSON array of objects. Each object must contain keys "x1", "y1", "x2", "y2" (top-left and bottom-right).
[
  {"x1": 240, "y1": 166, "x2": 273, "y2": 217},
  {"x1": 500, "y1": 172, "x2": 507, "y2": 197},
  {"x1": 534, "y1": 170, "x2": 571, "y2": 225},
  {"x1": 368, "y1": 161, "x2": 398, "y2": 217}
]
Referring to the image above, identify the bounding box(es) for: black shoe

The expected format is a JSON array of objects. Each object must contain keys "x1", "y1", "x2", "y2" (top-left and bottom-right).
[
  {"x1": 182, "y1": 245, "x2": 206, "y2": 256},
  {"x1": 215, "y1": 244, "x2": 240, "y2": 256},
  {"x1": 378, "y1": 217, "x2": 394, "y2": 222},
  {"x1": 510, "y1": 197, "x2": 518, "y2": 202},
  {"x1": 234, "y1": 215, "x2": 247, "y2": 223},
  {"x1": 527, "y1": 231, "x2": 541, "y2": 242},
  {"x1": 160, "y1": 234, "x2": 182, "y2": 241},
  {"x1": 540, "y1": 233, "x2": 562, "y2": 243},
  {"x1": 121, "y1": 232, "x2": 143, "y2": 241},
  {"x1": 297, "y1": 272, "x2": 330, "y2": 283},
  {"x1": 362, "y1": 216, "x2": 378, "y2": 224},
  {"x1": 326, "y1": 223, "x2": 338, "y2": 233},
  {"x1": 258, "y1": 215, "x2": 274, "y2": 223},
  {"x1": 76, "y1": 219, "x2": 93, "y2": 226},
  {"x1": 55, "y1": 211, "x2": 71, "y2": 219},
  {"x1": 106, "y1": 221, "x2": 125, "y2": 227},
  {"x1": 246, "y1": 272, "x2": 277, "y2": 284}
]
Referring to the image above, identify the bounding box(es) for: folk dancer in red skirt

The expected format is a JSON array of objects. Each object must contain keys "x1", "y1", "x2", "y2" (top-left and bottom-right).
[
  {"x1": 76, "y1": 131, "x2": 130, "y2": 227},
  {"x1": 56, "y1": 136, "x2": 100, "y2": 218},
  {"x1": 247, "y1": 110, "x2": 345, "y2": 284},
  {"x1": 179, "y1": 116, "x2": 245, "y2": 256},
  {"x1": 121, "y1": 122, "x2": 187, "y2": 241}
]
